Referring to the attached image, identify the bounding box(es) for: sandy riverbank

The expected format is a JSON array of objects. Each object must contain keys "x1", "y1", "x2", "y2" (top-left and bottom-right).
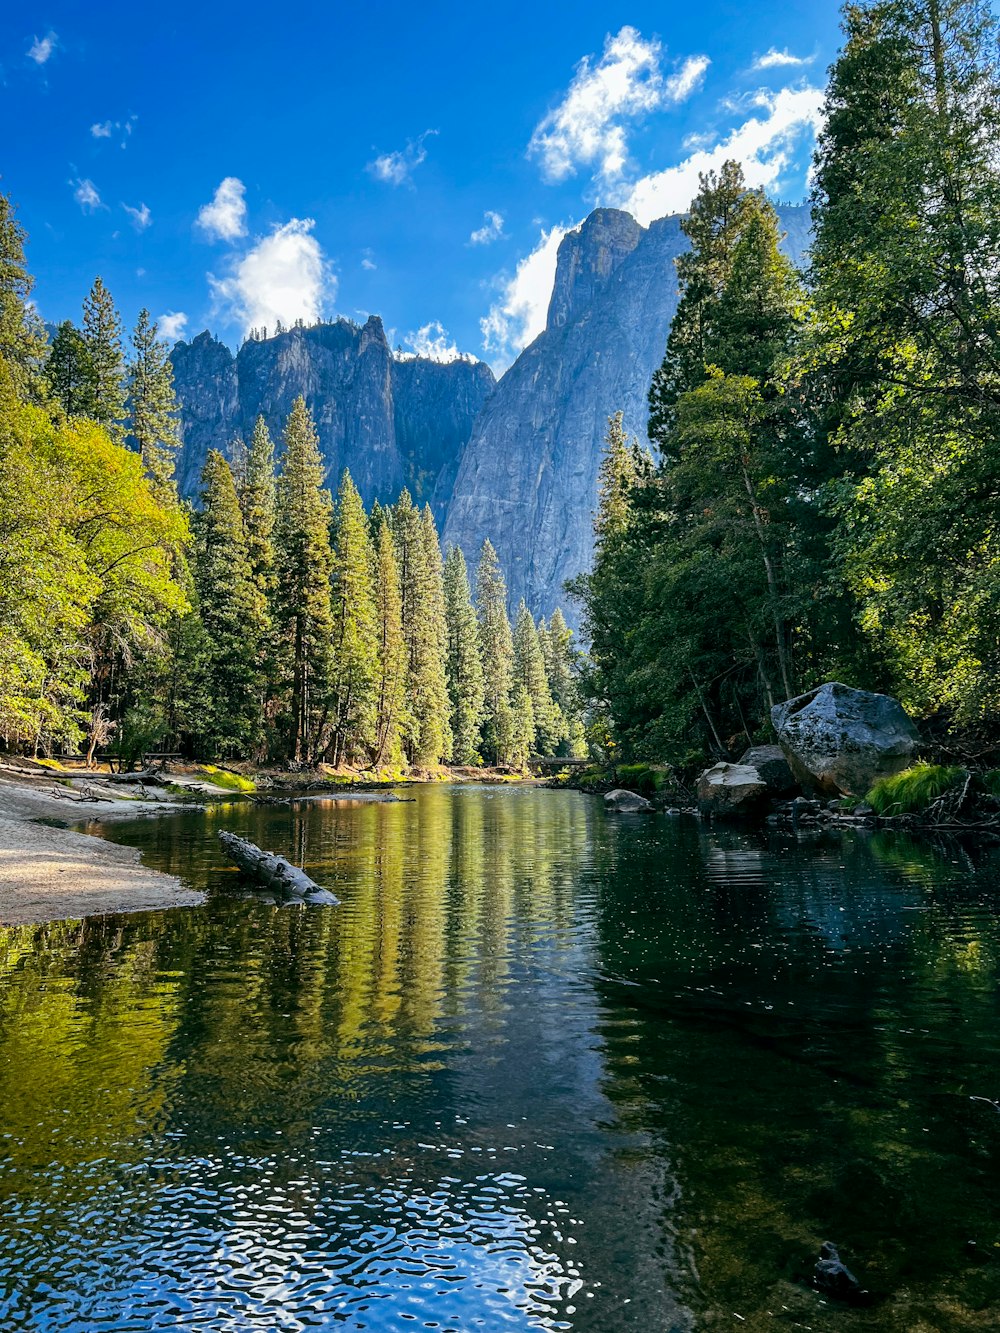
[{"x1": 0, "y1": 767, "x2": 204, "y2": 926}]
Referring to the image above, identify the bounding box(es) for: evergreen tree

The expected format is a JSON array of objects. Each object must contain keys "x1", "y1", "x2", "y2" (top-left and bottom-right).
[
  {"x1": 274, "y1": 396, "x2": 335, "y2": 763},
  {"x1": 443, "y1": 545, "x2": 485, "y2": 764},
  {"x1": 237, "y1": 416, "x2": 278, "y2": 753},
  {"x1": 648, "y1": 161, "x2": 754, "y2": 447},
  {"x1": 509, "y1": 683, "x2": 535, "y2": 771},
  {"x1": 193, "y1": 451, "x2": 266, "y2": 756},
  {"x1": 544, "y1": 608, "x2": 587, "y2": 757},
  {"x1": 475, "y1": 538, "x2": 515, "y2": 766},
  {"x1": 128, "y1": 309, "x2": 181, "y2": 494},
  {"x1": 47, "y1": 321, "x2": 96, "y2": 417},
  {"x1": 328, "y1": 470, "x2": 379, "y2": 766},
  {"x1": 0, "y1": 192, "x2": 46, "y2": 395},
  {"x1": 415, "y1": 505, "x2": 453, "y2": 764},
  {"x1": 81, "y1": 277, "x2": 126, "y2": 442},
  {"x1": 372, "y1": 517, "x2": 408, "y2": 768},
  {"x1": 513, "y1": 601, "x2": 562, "y2": 755}
]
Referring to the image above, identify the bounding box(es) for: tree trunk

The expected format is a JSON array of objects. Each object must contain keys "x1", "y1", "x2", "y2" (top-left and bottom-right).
[{"x1": 218, "y1": 831, "x2": 339, "y2": 904}]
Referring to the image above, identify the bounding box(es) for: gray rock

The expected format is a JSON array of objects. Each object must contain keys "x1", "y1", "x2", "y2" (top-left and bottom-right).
[
  {"x1": 696, "y1": 762, "x2": 769, "y2": 818},
  {"x1": 444, "y1": 203, "x2": 810, "y2": 620},
  {"x1": 737, "y1": 744, "x2": 796, "y2": 795},
  {"x1": 604, "y1": 788, "x2": 654, "y2": 813},
  {"x1": 814, "y1": 1242, "x2": 862, "y2": 1300},
  {"x1": 772, "y1": 682, "x2": 919, "y2": 798},
  {"x1": 170, "y1": 320, "x2": 495, "y2": 519}
]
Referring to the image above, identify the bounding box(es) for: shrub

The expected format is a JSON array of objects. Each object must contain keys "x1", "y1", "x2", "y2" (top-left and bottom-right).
[
  {"x1": 866, "y1": 763, "x2": 966, "y2": 816},
  {"x1": 199, "y1": 764, "x2": 256, "y2": 793}
]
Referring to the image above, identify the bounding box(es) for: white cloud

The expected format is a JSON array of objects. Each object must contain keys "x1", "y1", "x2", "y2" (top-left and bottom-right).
[
  {"x1": 157, "y1": 311, "x2": 188, "y2": 342},
  {"x1": 367, "y1": 131, "x2": 435, "y2": 186},
  {"x1": 754, "y1": 48, "x2": 815, "y2": 70},
  {"x1": 480, "y1": 223, "x2": 571, "y2": 366},
  {"x1": 28, "y1": 31, "x2": 57, "y2": 64},
  {"x1": 72, "y1": 178, "x2": 105, "y2": 213},
  {"x1": 361, "y1": 248, "x2": 377, "y2": 271},
  {"x1": 209, "y1": 217, "x2": 333, "y2": 333},
  {"x1": 122, "y1": 201, "x2": 152, "y2": 231},
  {"x1": 396, "y1": 320, "x2": 476, "y2": 364},
  {"x1": 90, "y1": 115, "x2": 137, "y2": 148},
  {"x1": 619, "y1": 84, "x2": 824, "y2": 224},
  {"x1": 664, "y1": 54, "x2": 711, "y2": 103},
  {"x1": 196, "y1": 177, "x2": 247, "y2": 241},
  {"x1": 469, "y1": 210, "x2": 505, "y2": 246},
  {"x1": 529, "y1": 26, "x2": 703, "y2": 184},
  {"x1": 91, "y1": 121, "x2": 112, "y2": 138}
]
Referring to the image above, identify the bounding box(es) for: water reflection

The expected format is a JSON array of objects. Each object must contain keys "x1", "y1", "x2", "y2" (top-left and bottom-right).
[{"x1": 0, "y1": 789, "x2": 998, "y2": 1330}]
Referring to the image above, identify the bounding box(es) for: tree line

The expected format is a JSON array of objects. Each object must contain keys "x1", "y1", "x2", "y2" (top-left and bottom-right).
[
  {"x1": 0, "y1": 205, "x2": 583, "y2": 769},
  {"x1": 574, "y1": 0, "x2": 1000, "y2": 767}
]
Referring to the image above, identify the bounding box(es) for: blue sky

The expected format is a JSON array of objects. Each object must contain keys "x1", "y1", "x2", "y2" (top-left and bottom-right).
[{"x1": 5, "y1": 2, "x2": 842, "y2": 371}]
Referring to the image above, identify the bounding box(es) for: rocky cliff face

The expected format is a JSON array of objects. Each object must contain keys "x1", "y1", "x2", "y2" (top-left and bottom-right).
[
  {"x1": 170, "y1": 317, "x2": 496, "y2": 512},
  {"x1": 443, "y1": 203, "x2": 810, "y2": 620}
]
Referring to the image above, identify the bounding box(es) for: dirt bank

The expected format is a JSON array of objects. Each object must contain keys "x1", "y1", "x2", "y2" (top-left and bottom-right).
[{"x1": 0, "y1": 767, "x2": 204, "y2": 926}]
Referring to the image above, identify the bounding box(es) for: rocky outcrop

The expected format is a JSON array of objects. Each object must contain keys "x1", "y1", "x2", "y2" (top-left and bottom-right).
[
  {"x1": 697, "y1": 763, "x2": 770, "y2": 817},
  {"x1": 772, "y1": 682, "x2": 920, "y2": 797},
  {"x1": 444, "y1": 202, "x2": 810, "y2": 618},
  {"x1": 737, "y1": 745, "x2": 797, "y2": 795},
  {"x1": 170, "y1": 320, "x2": 495, "y2": 512},
  {"x1": 604, "y1": 788, "x2": 654, "y2": 813}
]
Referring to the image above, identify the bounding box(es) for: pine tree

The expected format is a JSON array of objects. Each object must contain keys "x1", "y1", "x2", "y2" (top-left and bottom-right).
[
  {"x1": 274, "y1": 396, "x2": 335, "y2": 763},
  {"x1": 193, "y1": 451, "x2": 266, "y2": 755},
  {"x1": 241, "y1": 416, "x2": 277, "y2": 599},
  {"x1": 0, "y1": 192, "x2": 46, "y2": 395},
  {"x1": 372, "y1": 517, "x2": 408, "y2": 768},
  {"x1": 513, "y1": 601, "x2": 562, "y2": 756},
  {"x1": 475, "y1": 538, "x2": 515, "y2": 766},
  {"x1": 648, "y1": 161, "x2": 753, "y2": 448},
  {"x1": 128, "y1": 309, "x2": 181, "y2": 494},
  {"x1": 328, "y1": 470, "x2": 379, "y2": 766},
  {"x1": 509, "y1": 683, "x2": 535, "y2": 771},
  {"x1": 47, "y1": 321, "x2": 96, "y2": 417},
  {"x1": 81, "y1": 277, "x2": 126, "y2": 442},
  {"x1": 415, "y1": 505, "x2": 453, "y2": 764},
  {"x1": 544, "y1": 608, "x2": 586, "y2": 756},
  {"x1": 443, "y1": 545, "x2": 485, "y2": 764}
]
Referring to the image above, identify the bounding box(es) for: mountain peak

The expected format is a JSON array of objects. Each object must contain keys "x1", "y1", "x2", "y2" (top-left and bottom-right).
[{"x1": 546, "y1": 208, "x2": 644, "y2": 332}]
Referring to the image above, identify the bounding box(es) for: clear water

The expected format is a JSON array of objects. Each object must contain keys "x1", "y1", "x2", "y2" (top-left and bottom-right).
[{"x1": 1, "y1": 786, "x2": 999, "y2": 1331}]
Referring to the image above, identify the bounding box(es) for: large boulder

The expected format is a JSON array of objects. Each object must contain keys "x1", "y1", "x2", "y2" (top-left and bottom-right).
[
  {"x1": 697, "y1": 763, "x2": 770, "y2": 818},
  {"x1": 737, "y1": 744, "x2": 797, "y2": 795},
  {"x1": 771, "y1": 682, "x2": 919, "y2": 797},
  {"x1": 604, "y1": 788, "x2": 653, "y2": 813}
]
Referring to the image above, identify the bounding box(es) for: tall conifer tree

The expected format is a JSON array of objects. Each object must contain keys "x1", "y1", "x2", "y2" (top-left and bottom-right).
[
  {"x1": 0, "y1": 192, "x2": 46, "y2": 395},
  {"x1": 443, "y1": 545, "x2": 485, "y2": 764},
  {"x1": 128, "y1": 309, "x2": 181, "y2": 495},
  {"x1": 81, "y1": 277, "x2": 126, "y2": 442},
  {"x1": 274, "y1": 396, "x2": 334, "y2": 763},
  {"x1": 328, "y1": 470, "x2": 379, "y2": 766},
  {"x1": 513, "y1": 601, "x2": 562, "y2": 756},
  {"x1": 414, "y1": 505, "x2": 453, "y2": 764},
  {"x1": 372, "y1": 517, "x2": 408, "y2": 768},
  {"x1": 475, "y1": 538, "x2": 515, "y2": 766},
  {"x1": 47, "y1": 321, "x2": 96, "y2": 417}
]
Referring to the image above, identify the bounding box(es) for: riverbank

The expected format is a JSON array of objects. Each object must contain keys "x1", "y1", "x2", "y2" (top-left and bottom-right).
[{"x1": 0, "y1": 766, "x2": 204, "y2": 926}]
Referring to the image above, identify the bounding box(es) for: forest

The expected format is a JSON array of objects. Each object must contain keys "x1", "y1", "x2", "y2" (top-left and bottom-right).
[
  {"x1": 0, "y1": 232, "x2": 583, "y2": 770},
  {"x1": 574, "y1": 0, "x2": 1000, "y2": 768}
]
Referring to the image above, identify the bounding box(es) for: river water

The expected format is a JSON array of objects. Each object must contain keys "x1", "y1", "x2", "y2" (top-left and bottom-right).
[{"x1": 0, "y1": 785, "x2": 998, "y2": 1331}]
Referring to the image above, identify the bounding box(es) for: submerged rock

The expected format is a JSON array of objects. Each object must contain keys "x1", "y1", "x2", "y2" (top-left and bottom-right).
[
  {"x1": 604, "y1": 788, "x2": 654, "y2": 813},
  {"x1": 772, "y1": 682, "x2": 919, "y2": 797},
  {"x1": 696, "y1": 762, "x2": 769, "y2": 817}
]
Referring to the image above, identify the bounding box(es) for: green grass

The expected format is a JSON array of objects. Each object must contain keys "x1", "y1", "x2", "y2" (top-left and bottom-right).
[
  {"x1": 198, "y1": 765, "x2": 256, "y2": 793},
  {"x1": 980, "y1": 770, "x2": 1000, "y2": 798},
  {"x1": 866, "y1": 763, "x2": 966, "y2": 816}
]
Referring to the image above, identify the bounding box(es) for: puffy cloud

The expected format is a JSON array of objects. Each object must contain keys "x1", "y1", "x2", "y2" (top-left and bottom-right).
[
  {"x1": 209, "y1": 218, "x2": 333, "y2": 334},
  {"x1": 196, "y1": 177, "x2": 248, "y2": 241},
  {"x1": 361, "y1": 252, "x2": 377, "y2": 271},
  {"x1": 91, "y1": 121, "x2": 112, "y2": 138},
  {"x1": 90, "y1": 116, "x2": 137, "y2": 148},
  {"x1": 664, "y1": 54, "x2": 711, "y2": 103},
  {"x1": 469, "y1": 210, "x2": 505, "y2": 246},
  {"x1": 72, "y1": 178, "x2": 105, "y2": 213},
  {"x1": 367, "y1": 131, "x2": 435, "y2": 186},
  {"x1": 397, "y1": 320, "x2": 475, "y2": 364},
  {"x1": 27, "y1": 31, "x2": 57, "y2": 64},
  {"x1": 480, "y1": 223, "x2": 570, "y2": 366},
  {"x1": 528, "y1": 26, "x2": 706, "y2": 184},
  {"x1": 122, "y1": 201, "x2": 152, "y2": 231},
  {"x1": 618, "y1": 84, "x2": 824, "y2": 224},
  {"x1": 754, "y1": 48, "x2": 815, "y2": 70},
  {"x1": 157, "y1": 311, "x2": 188, "y2": 342}
]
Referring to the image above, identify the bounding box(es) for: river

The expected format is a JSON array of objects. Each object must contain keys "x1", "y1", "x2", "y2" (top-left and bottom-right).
[{"x1": 0, "y1": 785, "x2": 998, "y2": 1330}]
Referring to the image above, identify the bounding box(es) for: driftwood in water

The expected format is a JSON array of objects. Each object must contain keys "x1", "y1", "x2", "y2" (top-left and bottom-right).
[{"x1": 218, "y1": 831, "x2": 340, "y2": 905}]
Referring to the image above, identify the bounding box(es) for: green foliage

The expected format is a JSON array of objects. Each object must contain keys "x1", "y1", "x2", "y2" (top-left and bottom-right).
[
  {"x1": 128, "y1": 309, "x2": 180, "y2": 495},
  {"x1": 81, "y1": 277, "x2": 126, "y2": 443},
  {"x1": 198, "y1": 764, "x2": 256, "y2": 793},
  {"x1": 513, "y1": 601, "x2": 563, "y2": 756},
  {"x1": 866, "y1": 763, "x2": 967, "y2": 815},
  {"x1": 372, "y1": 517, "x2": 408, "y2": 768},
  {"x1": 47, "y1": 321, "x2": 96, "y2": 417},
  {"x1": 328, "y1": 470, "x2": 379, "y2": 766},
  {"x1": 475, "y1": 538, "x2": 515, "y2": 766},
  {"x1": 443, "y1": 545, "x2": 485, "y2": 764},
  {"x1": 0, "y1": 192, "x2": 46, "y2": 397},
  {"x1": 117, "y1": 705, "x2": 167, "y2": 772}
]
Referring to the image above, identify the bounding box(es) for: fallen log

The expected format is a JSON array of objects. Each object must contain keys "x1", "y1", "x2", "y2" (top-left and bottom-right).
[
  {"x1": 108, "y1": 769, "x2": 162, "y2": 785},
  {"x1": 217, "y1": 831, "x2": 340, "y2": 905}
]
